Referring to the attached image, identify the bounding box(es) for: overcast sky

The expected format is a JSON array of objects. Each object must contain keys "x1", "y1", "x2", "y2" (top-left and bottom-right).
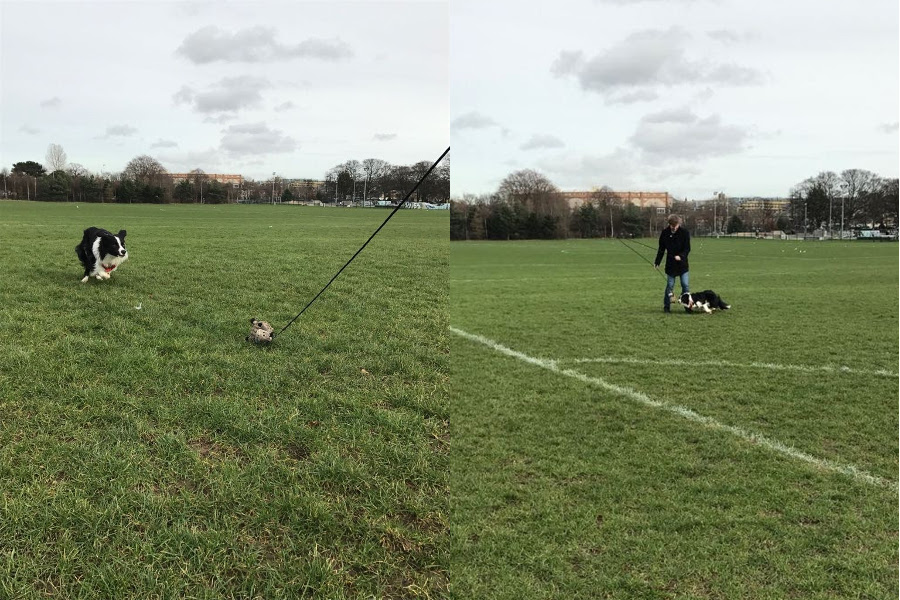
[
  {"x1": 450, "y1": 0, "x2": 899, "y2": 199},
  {"x1": 1, "y1": 0, "x2": 448, "y2": 181}
]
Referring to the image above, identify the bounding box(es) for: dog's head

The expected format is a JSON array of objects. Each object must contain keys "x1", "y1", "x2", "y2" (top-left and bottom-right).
[
  {"x1": 99, "y1": 229, "x2": 128, "y2": 260},
  {"x1": 677, "y1": 292, "x2": 693, "y2": 309}
]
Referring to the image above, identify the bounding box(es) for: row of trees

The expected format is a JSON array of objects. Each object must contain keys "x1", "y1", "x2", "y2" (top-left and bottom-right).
[
  {"x1": 2, "y1": 144, "x2": 450, "y2": 205},
  {"x1": 452, "y1": 170, "x2": 676, "y2": 241},
  {"x1": 786, "y1": 170, "x2": 898, "y2": 235},
  {"x1": 451, "y1": 169, "x2": 899, "y2": 241},
  {"x1": 324, "y1": 158, "x2": 450, "y2": 204}
]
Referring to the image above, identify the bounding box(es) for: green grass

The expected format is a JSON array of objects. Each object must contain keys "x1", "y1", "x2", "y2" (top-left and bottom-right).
[
  {"x1": 450, "y1": 237, "x2": 898, "y2": 599},
  {"x1": 0, "y1": 201, "x2": 449, "y2": 599}
]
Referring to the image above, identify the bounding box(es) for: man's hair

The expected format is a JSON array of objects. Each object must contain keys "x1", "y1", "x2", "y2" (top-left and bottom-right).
[{"x1": 667, "y1": 214, "x2": 681, "y2": 226}]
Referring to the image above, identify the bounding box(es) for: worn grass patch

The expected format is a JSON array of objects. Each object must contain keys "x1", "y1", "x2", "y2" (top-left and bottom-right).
[
  {"x1": 0, "y1": 201, "x2": 448, "y2": 599},
  {"x1": 450, "y1": 237, "x2": 897, "y2": 599}
]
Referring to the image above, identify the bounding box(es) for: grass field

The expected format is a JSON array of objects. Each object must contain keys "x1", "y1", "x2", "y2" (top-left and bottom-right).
[
  {"x1": 0, "y1": 201, "x2": 448, "y2": 599},
  {"x1": 450, "y1": 237, "x2": 898, "y2": 599}
]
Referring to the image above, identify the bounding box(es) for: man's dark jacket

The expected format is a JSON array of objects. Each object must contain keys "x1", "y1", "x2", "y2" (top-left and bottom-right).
[{"x1": 654, "y1": 226, "x2": 690, "y2": 276}]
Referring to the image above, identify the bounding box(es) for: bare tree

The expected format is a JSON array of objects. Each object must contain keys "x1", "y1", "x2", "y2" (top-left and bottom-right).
[
  {"x1": 361, "y1": 158, "x2": 390, "y2": 201},
  {"x1": 839, "y1": 169, "x2": 880, "y2": 233},
  {"x1": 497, "y1": 169, "x2": 559, "y2": 206},
  {"x1": 46, "y1": 143, "x2": 67, "y2": 172},
  {"x1": 343, "y1": 160, "x2": 363, "y2": 201},
  {"x1": 66, "y1": 163, "x2": 90, "y2": 178},
  {"x1": 123, "y1": 155, "x2": 168, "y2": 184}
]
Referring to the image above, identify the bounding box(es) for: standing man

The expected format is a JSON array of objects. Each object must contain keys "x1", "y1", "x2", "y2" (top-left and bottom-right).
[{"x1": 654, "y1": 215, "x2": 690, "y2": 313}]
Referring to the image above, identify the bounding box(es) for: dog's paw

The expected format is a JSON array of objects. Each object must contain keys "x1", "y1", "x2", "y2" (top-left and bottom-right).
[{"x1": 80, "y1": 276, "x2": 89, "y2": 283}]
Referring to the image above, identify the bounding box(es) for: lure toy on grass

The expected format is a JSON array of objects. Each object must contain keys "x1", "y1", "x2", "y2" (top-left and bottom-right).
[
  {"x1": 247, "y1": 146, "x2": 450, "y2": 345},
  {"x1": 246, "y1": 319, "x2": 275, "y2": 344}
]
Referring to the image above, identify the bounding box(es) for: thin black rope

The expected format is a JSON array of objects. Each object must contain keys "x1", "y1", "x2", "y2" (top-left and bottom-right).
[
  {"x1": 276, "y1": 146, "x2": 450, "y2": 338},
  {"x1": 618, "y1": 238, "x2": 666, "y2": 279},
  {"x1": 627, "y1": 238, "x2": 658, "y2": 252}
]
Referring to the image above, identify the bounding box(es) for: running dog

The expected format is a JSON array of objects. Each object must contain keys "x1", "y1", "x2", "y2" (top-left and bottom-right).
[
  {"x1": 674, "y1": 290, "x2": 731, "y2": 314},
  {"x1": 75, "y1": 227, "x2": 128, "y2": 282}
]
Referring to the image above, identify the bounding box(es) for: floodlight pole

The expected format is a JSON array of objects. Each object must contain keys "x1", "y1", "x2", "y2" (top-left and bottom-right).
[
  {"x1": 272, "y1": 172, "x2": 276, "y2": 205},
  {"x1": 840, "y1": 197, "x2": 845, "y2": 240}
]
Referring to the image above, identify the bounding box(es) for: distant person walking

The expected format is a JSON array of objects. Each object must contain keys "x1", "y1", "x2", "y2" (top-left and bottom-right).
[{"x1": 654, "y1": 215, "x2": 691, "y2": 313}]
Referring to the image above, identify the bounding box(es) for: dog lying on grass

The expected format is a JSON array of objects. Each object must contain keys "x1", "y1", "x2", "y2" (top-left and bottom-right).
[{"x1": 673, "y1": 290, "x2": 731, "y2": 314}]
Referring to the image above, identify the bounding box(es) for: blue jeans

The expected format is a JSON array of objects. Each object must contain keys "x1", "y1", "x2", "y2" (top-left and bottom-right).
[{"x1": 664, "y1": 272, "x2": 689, "y2": 308}]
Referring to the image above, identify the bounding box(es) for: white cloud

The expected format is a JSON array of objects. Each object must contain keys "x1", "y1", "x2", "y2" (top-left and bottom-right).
[
  {"x1": 40, "y1": 97, "x2": 62, "y2": 109},
  {"x1": 150, "y1": 139, "x2": 179, "y2": 148},
  {"x1": 373, "y1": 133, "x2": 397, "y2": 141}
]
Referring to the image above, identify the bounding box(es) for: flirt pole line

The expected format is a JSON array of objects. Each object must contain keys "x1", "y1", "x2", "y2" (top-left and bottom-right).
[
  {"x1": 618, "y1": 238, "x2": 667, "y2": 279},
  {"x1": 274, "y1": 146, "x2": 450, "y2": 339}
]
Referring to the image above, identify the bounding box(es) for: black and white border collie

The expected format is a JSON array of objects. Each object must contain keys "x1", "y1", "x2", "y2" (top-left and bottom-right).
[
  {"x1": 75, "y1": 227, "x2": 128, "y2": 283},
  {"x1": 674, "y1": 290, "x2": 731, "y2": 314}
]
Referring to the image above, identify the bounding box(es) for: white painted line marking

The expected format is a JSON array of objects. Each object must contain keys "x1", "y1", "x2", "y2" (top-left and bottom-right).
[
  {"x1": 451, "y1": 326, "x2": 895, "y2": 489},
  {"x1": 562, "y1": 356, "x2": 897, "y2": 378}
]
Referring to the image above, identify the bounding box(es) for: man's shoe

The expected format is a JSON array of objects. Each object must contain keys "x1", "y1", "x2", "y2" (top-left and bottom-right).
[{"x1": 663, "y1": 307, "x2": 671, "y2": 313}]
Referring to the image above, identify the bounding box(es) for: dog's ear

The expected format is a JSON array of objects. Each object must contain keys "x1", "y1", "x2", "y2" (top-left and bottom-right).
[{"x1": 118, "y1": 230, "x2": 127, "y2": 239}]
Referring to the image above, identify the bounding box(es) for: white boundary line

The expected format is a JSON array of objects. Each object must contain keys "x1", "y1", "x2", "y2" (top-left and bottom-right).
[
  {"x1": 450, "y1": 326, "x2": 895, "y2": 489},
  {"x1": 560, "y1": 356, "x2": 898, "y2": 378}
]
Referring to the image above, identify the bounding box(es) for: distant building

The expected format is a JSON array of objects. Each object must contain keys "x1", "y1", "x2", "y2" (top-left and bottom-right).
[
  {"x1": 170, "y1": 173, "x2": 243, "y2": 187},
  {"x1": 735, "y1": 198, "x2": 790, "y2": 213},
  {"x1": 559, "y1": 190, "x2": 672, "y2": 213},
  {"x1": 286, "y1": 179, "x2": 326, "y2": 195}
]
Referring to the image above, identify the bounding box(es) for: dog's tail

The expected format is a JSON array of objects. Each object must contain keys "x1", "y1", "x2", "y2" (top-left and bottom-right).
[{"x1": 719, "y1": 298, "x2": 731, "y2": 310}]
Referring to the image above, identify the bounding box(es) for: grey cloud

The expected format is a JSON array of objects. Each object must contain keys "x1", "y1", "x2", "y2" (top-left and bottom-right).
[
  {"x1": 707, "y1": 29, "x2": 760, "y2": 44},
  {"x1": 290, "y1": 38, "x2": 354, "y2": 60},
  {"x1": 220, "y1": 123, "x2": 297, "y2": 157},
  {"x1": 606, "y1": 89, "x2": 660, "y2": 104},
  {"x1": 642, "y1": 107, "x2": 697, "y2": 124},
  {"x1": 19, "y1": 125, "x2": 41, "y2": 134},
  {"x1": 539, "y1": 148, "x2": 638, "y2": 189},
  {"x1": 176, "y1": 26, "x2": 352, "y2": 64},
  {"x1": 373, "y1": 133, "x2": 397, "y2": 141},
  {"x1": 40, "y1": 96, "x2": 62, "y2": 108},
  {"x1": 274, "y1": 101, "x2": 295, "y2": 112},
  {"x1": 173, "y1": 86, "x2": 194, "y2": 105},
  {"x1": 706, "y1": 64, "x2": 765, "y2": 85},
  {"x1": 553, "y1": 27, "x2": 764, "y2": 101},
  {"x1": 878, "y1": 122, "x2": 899, "y2": 133},
  {"x1": 630, "y1": 109, "x2": 747, "y2": 161},
  {"x1": 203, "y1": 114, "x2": 239, "y2": 124},
  {"x1": 550, "y1": 50, "x2": 585, "y2": 77},
  {"x1": 520, "y1": 134, "x2": 565, "y2": 151},
  {"x1": 594, "y1": 0, "x2": 710, "y2": 3},
  {"x1": 105, "y1": 125, "x2": 138, "y2": 137},
  {"x1": 561, "y1": 28, "x2": 696, "y2": 91},
  {"x1": 151, "y1": 139, "x2": 179, "y2": 148},
  {"x1": 155, "y1": 147, "x2": 220, "y2": 172},
  {"x1": 175, "y1": 76, "x2": 271, "y2": 114},
  {"x1": 451, "y1": 111, "x2": 501, "y2": 130}
]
